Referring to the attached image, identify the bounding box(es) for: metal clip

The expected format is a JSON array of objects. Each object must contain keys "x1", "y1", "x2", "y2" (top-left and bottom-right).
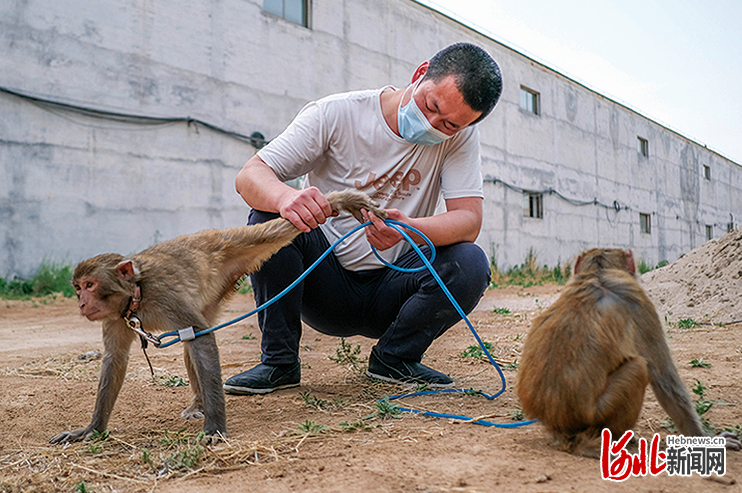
[
  {"x1": 178, "y1": 326, "x2": 196, "y2": 341},
  {"x1": 126, "y1": 316, "x2": 161, "y2": 347}
]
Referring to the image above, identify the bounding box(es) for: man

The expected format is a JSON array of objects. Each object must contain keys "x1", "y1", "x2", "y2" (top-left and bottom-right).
[{"x1": 224, "y1": 42, "x2": 502, "y2": 394}]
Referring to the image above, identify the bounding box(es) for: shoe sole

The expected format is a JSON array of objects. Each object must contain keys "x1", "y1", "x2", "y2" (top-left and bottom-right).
[
  {"x1": 365, "y1": 370, "x2": 455, "y2": 388},
  {"x1": 223, "y1": 382, "x2": 300, "y2": 395}
]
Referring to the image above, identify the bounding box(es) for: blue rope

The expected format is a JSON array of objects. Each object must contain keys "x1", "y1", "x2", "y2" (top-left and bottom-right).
[
  {"x1": 154, "y1": 218, "x2": 535, "y2": 429},
  {"x1": 369, "y1": 221, "x2": 536, "y2": 428}
]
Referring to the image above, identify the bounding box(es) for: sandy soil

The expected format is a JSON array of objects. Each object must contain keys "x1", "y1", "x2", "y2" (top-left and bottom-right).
[{"x1": 0, "y1": 275, "x2": 740, "y2": 492}]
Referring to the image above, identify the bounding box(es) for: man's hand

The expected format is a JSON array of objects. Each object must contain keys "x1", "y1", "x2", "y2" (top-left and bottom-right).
[
  {"x1": 361, "y1": 196, "x2": 483, "y2": 251},
  {"x1": 362, "y1": 208, "x2": 414, "y2": 251},
  {"x1": 278, "y1": 186, "x2": 338, "y2": 233}
]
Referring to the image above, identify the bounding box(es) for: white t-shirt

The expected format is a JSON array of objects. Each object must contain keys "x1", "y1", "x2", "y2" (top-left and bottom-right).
[{"x1": 257, "y1": 86, "x2": 484, "y2": 271}]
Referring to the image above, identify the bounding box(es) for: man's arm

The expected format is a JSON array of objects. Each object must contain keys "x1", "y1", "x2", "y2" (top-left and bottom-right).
[
  {"x1": 235, "y1": 155, "x2": 335, "y2": 233},
  {"x1": 362, "y1": 196, "x2": 483, "y2": 250}
]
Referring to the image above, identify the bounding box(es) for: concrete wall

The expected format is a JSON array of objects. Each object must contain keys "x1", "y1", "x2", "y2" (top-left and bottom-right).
[{"x1": 1, "y1": 0, "x2": 740, "y2": 277}]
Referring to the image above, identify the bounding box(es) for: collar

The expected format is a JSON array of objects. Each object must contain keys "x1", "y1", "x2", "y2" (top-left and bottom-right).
[{"x1": 123, "y1": 284, "x2": 142, "y2": 320}]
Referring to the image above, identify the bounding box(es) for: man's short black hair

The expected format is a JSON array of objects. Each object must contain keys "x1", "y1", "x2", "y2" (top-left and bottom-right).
[{"x1": 422, "y1": 42, "x2": 502, "y2": 125}]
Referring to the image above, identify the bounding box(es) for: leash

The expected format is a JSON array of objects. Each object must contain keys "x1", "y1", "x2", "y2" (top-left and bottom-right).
[
  {"x1": 370, "y1": 221, "x2": 536, "y2": 428},
  {"x1": 131, "y1": 218, "x2": 535, "y2": 428}
]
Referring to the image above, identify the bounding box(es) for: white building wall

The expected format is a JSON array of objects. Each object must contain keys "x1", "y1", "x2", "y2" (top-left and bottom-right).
[{"x1": 1, "y1": 0, "x2": 740, "y2": 277}]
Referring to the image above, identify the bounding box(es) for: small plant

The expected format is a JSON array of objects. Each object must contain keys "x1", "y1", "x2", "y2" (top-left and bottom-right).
[
  {"x1": 660, "y1": 419, "x2": 678, "y2": 433},
  {"x1": 460, "y1": 341, "x2": 493, "y2": 359},
  {"x1": 492, "y1": 306, "x2": 511, "y2": 315},
  {"x1": 511, "y1": 406, "x2": 525, "y2": 421},
  {"x1": 163, "y1": 375, "x2": 189, "y2": 387},
  {"x1": 637, "y1": 260, "x2": 653, "y2": 274},
  {"x1": 90, "y1": 429, "x2": 110, "y2": 441},
  {"x1": 299, "y1": 391, "x2": 330, "y2": 410},
  {"x1": 241, "y1": 333, "x2": 257, "y2": 340},
  {"x1": 142, "y1": 448, "x2": 155, "y2": 468},
  {"x1": 328, "y1": 338, "x2": 364, "y2": 371},
  {"x1": 164, "y1": 445, "x2": 203, "y2": 471},
  {"x1": 514, "y1": 333, "x2": 523, "y2": 341},
  {"x1": 489, "y1": 250, "x2": 570, "y2": 288},
  {"x1": 235, "y1": 275, "x2": 253, "y2": 295},
  {"x1": 677, "y1": 318, "x2": 699, "y2": 330},
  {"x1": 298, "y1": 420, "x2": 327, "y2": 434},
  {"x1": 692, "y1": 380, "x2": 714, "y2": 416},
  {"x1": 340, "y1": 419, "x2": 372, "y2": 432},
  {"x1": 160, "y1": 429, "x2": 190, "y2": 447},
  {"x1": 74, "y1": 482, "x2": 89, "y2": 493},
  {"x1": 503, "y1": 362, "x2": 519, "y2": 370},
  {"x1": 372, "y1": 397, "x2": 402, "y2": 420},
  {"x1": 0, "y1": 261, "x2": 76, "y2": 300},
  {"x1": 413, "y1": 382, "x2": 431, "y2": 392},
  {"x1": 86, "y1": 443, "x2": 102, "y2": 454},
  {"x1": 463, "y1": 388, "x2": 483, "y2": 396},
  {"x1": 689, "y1": 358, "x2": 711, "y2": 369}
]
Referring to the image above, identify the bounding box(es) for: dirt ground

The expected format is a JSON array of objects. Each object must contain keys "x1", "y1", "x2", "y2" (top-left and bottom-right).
[{"x1": 0, "y1": 281, "x2": 740, "y2": 492}]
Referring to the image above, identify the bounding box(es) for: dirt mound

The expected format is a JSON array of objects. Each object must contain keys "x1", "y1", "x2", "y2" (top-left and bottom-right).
[{"x1": 641, "y1": 228, "x2": 742, "y2": 325}]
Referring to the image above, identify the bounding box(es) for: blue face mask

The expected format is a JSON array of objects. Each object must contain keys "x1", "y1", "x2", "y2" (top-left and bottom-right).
[{"x1": 397, "y1": 82, "x2": 452, "y2": 146}]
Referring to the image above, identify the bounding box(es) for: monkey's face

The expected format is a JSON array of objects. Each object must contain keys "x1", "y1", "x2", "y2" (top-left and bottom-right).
[{"x1": 74, "y1": 275, "x2": 121, "y2": 321}]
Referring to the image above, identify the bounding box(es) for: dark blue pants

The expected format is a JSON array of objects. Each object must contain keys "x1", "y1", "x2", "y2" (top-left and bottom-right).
[{"x1": 248, "y1": 209, "x2": 491, "y2": 365}]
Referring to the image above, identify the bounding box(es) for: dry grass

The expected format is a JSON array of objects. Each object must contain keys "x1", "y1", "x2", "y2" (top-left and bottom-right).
[{"x1": 0, "y1": 428, "x2": 337, "y2": 492}]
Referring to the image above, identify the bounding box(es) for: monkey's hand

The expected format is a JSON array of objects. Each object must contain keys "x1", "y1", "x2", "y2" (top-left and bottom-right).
[
  {"x1": 718, "y1": 431, "x2": 742, "y2": 451},
  {"x1": 49, "y1": 426, "x2": 96, "y2": 444}
]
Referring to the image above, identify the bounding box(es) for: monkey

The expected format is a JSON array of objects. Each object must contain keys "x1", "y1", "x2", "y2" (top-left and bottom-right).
[
  {"x1": 516, "y1": 248, "x2": 740, "y2": 455},
  {"x1": 49, "y1": 189, "x2": 386, "y2": 444}
]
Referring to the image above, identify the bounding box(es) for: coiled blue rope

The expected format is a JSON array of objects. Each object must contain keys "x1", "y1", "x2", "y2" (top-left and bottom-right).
[{"x1": 155, "y1": 218, "x2": 535, "y2": 428}]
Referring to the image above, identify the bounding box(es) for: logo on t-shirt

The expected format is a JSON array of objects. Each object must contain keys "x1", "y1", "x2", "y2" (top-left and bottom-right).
[{"x1": 354, "y1": 169, "x2": 421, "y2": 192}]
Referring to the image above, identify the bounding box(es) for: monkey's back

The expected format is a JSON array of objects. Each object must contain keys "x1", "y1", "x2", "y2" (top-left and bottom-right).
[{"x1": 517, "y1": 268, "x2": 654, "y2": 436}]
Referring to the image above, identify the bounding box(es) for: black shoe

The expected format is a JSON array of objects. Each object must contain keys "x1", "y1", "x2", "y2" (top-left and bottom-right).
[
  {"x1": 223, "y1": 362, "x2": 300, "y2": 395},
  {"x1": 366, "y1": 348, "x2": 454, "y2": 388}
]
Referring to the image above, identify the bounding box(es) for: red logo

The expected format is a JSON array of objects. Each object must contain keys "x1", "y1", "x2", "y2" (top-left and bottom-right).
[{"x1": 601, "y1": 429, "x2": 667, "y2": 481}]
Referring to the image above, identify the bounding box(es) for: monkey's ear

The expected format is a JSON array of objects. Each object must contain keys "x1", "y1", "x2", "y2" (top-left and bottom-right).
[
  {"x1": 116, "y1": 259, "x2": 140, "y2": 281},
  {"x1": 625, "y1": 250, "x2": 636, "y2": 276},
  {"x1": 574, "y1": 253, "x2": 583, "y2": 275}
]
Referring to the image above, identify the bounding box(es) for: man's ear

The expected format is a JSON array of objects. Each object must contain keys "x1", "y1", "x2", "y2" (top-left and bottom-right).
[{"x1": 411, "y1": 61, "x2": 429, "y2": 83}]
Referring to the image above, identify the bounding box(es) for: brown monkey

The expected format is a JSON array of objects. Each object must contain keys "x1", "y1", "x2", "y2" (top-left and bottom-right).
[
  {"x1": 50, "y1": 190, "x2": 386, "y2": 444},
  {"x1": 517, "y1": 248, "x2": 740, "y2": 455}
]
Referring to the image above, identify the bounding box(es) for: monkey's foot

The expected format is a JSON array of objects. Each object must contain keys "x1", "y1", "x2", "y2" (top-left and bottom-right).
[
  {"x1": 181, "y1": 406, "x2": 205, "y2": 420},
  {"x1": 223, "y1": 362, "x2": 301, "y2": 395}
]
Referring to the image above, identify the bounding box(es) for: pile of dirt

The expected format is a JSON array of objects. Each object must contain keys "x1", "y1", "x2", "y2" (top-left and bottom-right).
[{"x1": 641, "y1": 228, "x2": 742, "y2": 325}]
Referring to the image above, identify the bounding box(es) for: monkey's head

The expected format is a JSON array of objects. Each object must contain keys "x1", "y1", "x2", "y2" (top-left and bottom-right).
[
  {"x1": 73, "y1": 253, "x2": 141, "y2": 321},
  {"x1": 573, "y1": 248, "x2": 636, "y2": 277}
]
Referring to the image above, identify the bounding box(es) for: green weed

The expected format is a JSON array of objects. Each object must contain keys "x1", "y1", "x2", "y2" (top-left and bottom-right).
[
  {"x1": 328, "y1": 338, "x2": 364, "y2": 371},
  {"x1": 162, "y1": 375, "x2": 189, "y2": 387},
  {"x1": 164, "y1": 445, "x2": 203, "y2": 471},
  {"x1": 371, "y1": 397, "x2": 402, "y2": 420},
  {"x1": 0, "y1": 261, "x2": 75, "y2": 299},
  {"x1": 492, "y1": 306, "x2": 511, "y2": 315},
  {"x1": 160, "y1": 429, "x2": 190, "y2": 447},
  {"x1": 86, "y1": 443, "x2": 102, "y2": 454},
  {"x1": 489, "y1": 249, "x2": 570, "y2": 288},
  {"x1": 298, "y1": 420, "x2": 327, "y2": 434},
  {"x1": 235, "y1": 275, "x2": 253, "y2": 294},
  {"x1": 299, "y1": 391, "x2": 328, "y2": 409},
  {"x1": 510, "y1": 407, "x2": 525, "y2": 421},
  {"x1": 90, "y1": 429, "x2": 110, "y2": 441},
  {"x1": 460, "y1": 342, "x2": 493, "y2": 359},
  {"x1": 689, "y1": 358, "x2": 711, "y2": 369},
  {"x1": 142, "y1": 448, "x2": 154, "y2": 468},
  {"x1": 638, "y1": 259, "x2": 670, "y2": 274},
  {"x1": 74, "y1": 482, "x2": 89, "y2": 493},
  {"x1": 677, "y1": 318, "x2": 700, "y2": 330},
  {"x1": 339, "y1": 419, "x2": 373, "y2": 432}
]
